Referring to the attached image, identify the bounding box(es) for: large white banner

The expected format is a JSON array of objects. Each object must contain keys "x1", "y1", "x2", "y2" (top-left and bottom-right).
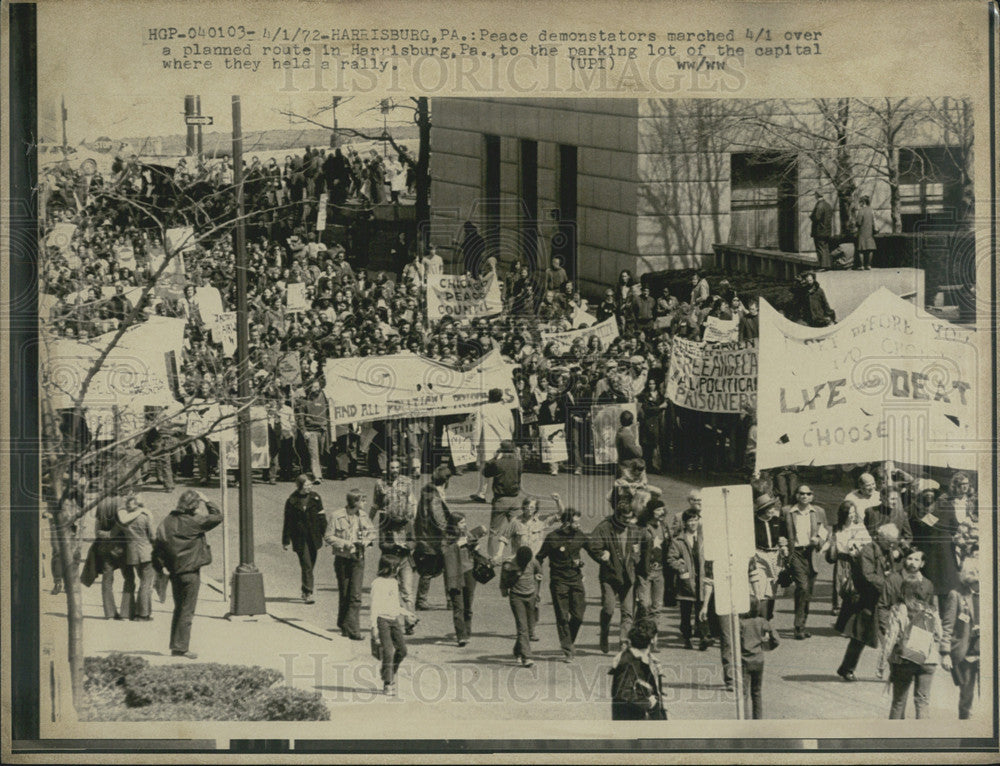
[
  {"x1": 324, "y1": 349, "x2": 516, "y2": 426},
  {"x1": 426, "y1": 273, "x2": 503, "y2": 321},
  {"x1": 445, "y1": 414, "x2": 480, "y2": 467},
  {"x1": 664, "y1": 338, "x2": 757, "y2": 414},
  {"x1": 540, "y1": 316, "x2": 619, "y2": 356},
  {"x1": 41, "y1": 316, "x2": 187, "y2": 415},
  {"x1": 756, "y1": 288, "x2": 978, "y2": 470}
]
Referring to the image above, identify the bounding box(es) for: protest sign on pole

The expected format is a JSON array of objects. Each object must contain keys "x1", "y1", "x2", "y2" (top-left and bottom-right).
[
  {"x1": 590, "y1": 402, "x2": 637, "y2": 465},
  {"x1": 276, "y1": 351, "x2": 303, "y2": 387},
  {"x1": 211, "y1": 312, "x2": 237, "y2": 357},
  {"x1": 756, "y1": 288, "x2": 978, "y2": 470},
  {"x1": 194, "y1": 286, "x2": 224, "y2": 323},
  {"x1": 324, "y1": 349, "x2": 516, "y2": 427},
  {"x1": 286, "y1": 283, "x2": 309, "y2": 313},
  {"x1": 699, "y1": 484, "x2": 754, "y2": 720},
  {"x1": 46, "y1": 222, "x2": 77, "y2": 252},
  {"x1": 445, "y1": 414, "x2": 479, "y2": 467},
  {"x1": 664, "y1": 338, "x2": 757, "y2": 414},
  {"x1": 702, "y1": 316, "x2": 739, "y2": 343},
  {"x1": 541, "y1": 317, "x2": 619, "y2": 355},
  {"x1": 316, "y1": 192, "x2": 328, "y2": 231},
  {"x1": 215, "y1": 406, "x2": 269, "y2": 469},
  {"x1": 165, "y1": 226, "x2": 196, "y2": 255},
  {"x1": 538, "y1": 424, "x2": 569, "y2": 463},
  {"x1": 426, "y1": 273, "x2": 503, "y2": 321}
]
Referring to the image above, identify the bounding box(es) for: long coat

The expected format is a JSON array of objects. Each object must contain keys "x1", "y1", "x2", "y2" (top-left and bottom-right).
[
  {"x1": 856, "y1": 206, "x2": 876, "y2": 251},
  {"x1": 835, "y1": 541, "x2": 894, "y2": 647},
  {"x1": 910, "y1": 503, "x2": 961, "y2": 597},
  {"x1": 666, "y1": 533, "x2": 706, "y2": 602}
]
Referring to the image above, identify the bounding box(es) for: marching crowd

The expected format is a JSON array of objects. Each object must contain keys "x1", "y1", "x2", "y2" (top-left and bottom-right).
[{"x1": 44, "y1": 149, "x2": 981, "y2": 720}]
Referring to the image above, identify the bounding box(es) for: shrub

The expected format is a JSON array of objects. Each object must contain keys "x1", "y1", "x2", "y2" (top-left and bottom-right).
[
  {"x1": 123, "y1": 663, "x2": 283, "y2": 709},
  {"x1": 249, "y1": 686, "x2": 330, "y2": 721},
  {"x1": 84, "y1": 653, "x2": 150, "y2": 691}
]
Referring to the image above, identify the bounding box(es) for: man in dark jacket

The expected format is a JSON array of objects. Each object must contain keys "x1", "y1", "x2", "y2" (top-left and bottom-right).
[
  {"x1": 282, "y1": 474, "x2": 328, "y2": 604},
  {"x1": 94, "y1": 491, "x2": 127, "y2": 620},
  {"x1": 614, "y1": 410, "x2": 642, "y2": 477},
  {"x1": 153, "y1": 489, "x2": 222, "y2": 659},
  {"x1": 587, "y1": 499, "x2": 645, "y2": 653},
  {"x1": 793, "y1": 272, "x2": 836, "y2": 328},
  {"x1": 809, "y1": 191, "x2": 834, "y2": 269},
  {"x1": 482, "y1": 440, "x2": 523, "y2": 531},
  {"x1": 414, "y1": 465, "x2": 452, "y2": 610},
  {"x1": 608, "y1": 618, "x2": 667, "y2": 720}
]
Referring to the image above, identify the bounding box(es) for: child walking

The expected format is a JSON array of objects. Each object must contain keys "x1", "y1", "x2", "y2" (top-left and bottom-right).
[
  {"x1": 739, "y1": 597, "x2": 779, "y2": 719},
  {"x1": 500, "y1": 545, "x2": 543, "y2": 667},
  {"x1": 370, "y1": 555, "x2": 416, "y2": 696}
]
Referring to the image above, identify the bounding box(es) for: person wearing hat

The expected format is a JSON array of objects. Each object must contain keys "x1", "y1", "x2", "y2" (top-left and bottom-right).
[
  {"x1": 780, "y1": 485, "x2": 829, "y2": 639},
  {"x1": 282, "y1": 474, "x2": 328, "y2": 604},
  {"x1": 753, "y1": 493, "x2": 786, "y2": 620},
  {"x1": 152, "y1": 489, "x2": 222, "y2": 659},
  {"x1": 809, "y1": 190, "x2": 834, "y2": 269},
  {"x1": 909, "y1": 478, "x2": 960, "y2": 616}
]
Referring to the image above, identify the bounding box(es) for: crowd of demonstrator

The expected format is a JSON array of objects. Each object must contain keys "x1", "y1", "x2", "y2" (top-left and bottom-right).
[{"x1": 44, "y1": 152, "x2": 979, "y2": 720}]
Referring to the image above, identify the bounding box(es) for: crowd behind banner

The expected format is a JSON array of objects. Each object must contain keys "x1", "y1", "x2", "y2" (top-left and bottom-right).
[{"x1": 41, "y1": 149, "x2": 983, "y2": 720}]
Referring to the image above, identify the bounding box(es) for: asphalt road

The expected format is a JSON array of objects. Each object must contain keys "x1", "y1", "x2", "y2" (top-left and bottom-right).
[{"x1": 63, "y1": 463, "x2": 980, "y2": 724}]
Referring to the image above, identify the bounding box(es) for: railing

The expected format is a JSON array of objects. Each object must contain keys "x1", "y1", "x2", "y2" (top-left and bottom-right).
[{"x1": 712, "y1": 243, "x2": 817, "y2": 280}]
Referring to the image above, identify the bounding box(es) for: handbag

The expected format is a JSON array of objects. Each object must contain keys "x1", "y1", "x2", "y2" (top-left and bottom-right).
[
  {"x1": 776, "y1": 566, "x2": 794, "y2": 589},
  {"x1": 471, "y1": 552, "x2": 496, "y2": 585}
]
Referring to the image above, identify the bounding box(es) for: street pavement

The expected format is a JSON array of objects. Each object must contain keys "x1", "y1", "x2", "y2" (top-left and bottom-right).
[{"x1": 41, "y1": 464, "x2": 986, "y2": 729}]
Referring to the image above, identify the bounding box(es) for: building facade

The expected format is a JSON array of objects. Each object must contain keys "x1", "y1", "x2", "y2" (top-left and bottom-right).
[{"x1": 429, "y1": 97, "x2": 972, "y2": 297}]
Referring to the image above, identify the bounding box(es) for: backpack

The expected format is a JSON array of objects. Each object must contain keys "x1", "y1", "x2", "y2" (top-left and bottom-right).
[{"x1": 897, "y1": 604, "x2": 937, "y2": 665}]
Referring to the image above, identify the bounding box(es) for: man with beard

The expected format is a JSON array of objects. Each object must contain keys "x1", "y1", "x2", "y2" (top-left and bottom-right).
[{"x1": 587, "y1": 489, "x2": 646, "y2": 653}]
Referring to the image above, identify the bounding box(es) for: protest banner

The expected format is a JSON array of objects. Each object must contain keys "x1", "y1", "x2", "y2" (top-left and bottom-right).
[
  {"x1": 286, "y1": 283, "x2": 309, "y2": 313},
  {"x1": 703, "y1": 315, "x2": 739, "y2": 343},
  {"x1": 276, "y1": 350, "x2": 302, "y2": 387},
  {"x1": 113, "y1": 244, "x2": 136, "y2": 271},
  {"x1": 316, "y1": 192, "x2": 328, "y2": 231},
  {"x1": 195, "y1": 286, "x2": 224, "y2": 323},
  {"x1": 41, "y1": 316, "x2": 186, "y2": 415},
  {"x1": 211, "y1": 312, "x2": 237, "y2": 356},
  {"x1": 756, "y1": 288, "x2": 978, "y2": 470},
  {"x1": 570, "y1": 305, "x2": 598, "y2": 328},
  {"x1": 148, "y1": 245, "x2": 186, "y2": 300},
  {"x1": 213, "y1": 406, "x2": 269, "y2": 469},
  {"x1": 590, "y1": 402, "x2": 637, "y2": 465},
  {"x1": 324, "y1": 349, "x2": 516, "y2": 427},
  {"x1": 426, "y1": 272, "x2": 503, "y2": 321},
  {"x1": 664, "y1": 338, "x2": 757, "y2": 414},
  {"x1": 540, "y1": 316, "x2": 619, "y2": 356},
  {"x1": 538, "y1": 424, "x2": 569, "y2": 463},
  {"x1": 700, "y1": 485, "x2": 755, "y2": 615},
  {"x1": 445, "y1": 414, "x2": 480, "y2": 467}
]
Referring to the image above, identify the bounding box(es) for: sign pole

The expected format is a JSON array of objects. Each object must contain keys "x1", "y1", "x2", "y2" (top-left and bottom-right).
[
  {"x1": 721, "y1": 487, "x2": 745, "y2": 720},
  {"x1": 220, "y1": 439, "x2": 230, "y2": 604}
]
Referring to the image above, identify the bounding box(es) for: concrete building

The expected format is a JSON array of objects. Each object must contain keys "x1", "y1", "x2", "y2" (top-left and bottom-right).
[{"x1": 429, "y1": 97, "x2": 972, "y2": 297}]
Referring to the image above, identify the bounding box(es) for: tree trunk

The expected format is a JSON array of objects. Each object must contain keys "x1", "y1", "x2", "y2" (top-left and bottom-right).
[
  {"x1": 50, "y1": 490, "x2": 85, "y2": 711},
  {"x1": 833, "y1": 100, "x2": 856, "y2": 234},
  {"x1": 415, "y1": 97, "x2": 431, "y2": 250},
  {"x1": 886, "y1": 144, "x2": 901, "y2": 233}
]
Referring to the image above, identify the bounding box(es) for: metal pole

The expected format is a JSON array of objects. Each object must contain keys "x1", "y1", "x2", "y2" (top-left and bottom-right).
[
  {"x1": 195, "y1": 96, "x2": 203, "y2": 161},
  {"x1": 230, "y1": 95, "x2": 266, "y2": 615},
  {"x1": 184, "y1": 96, "x2": 197, "y2": 157},
  {"x1": 220, "y1": 439, "x2": 230, "y2": 604},
  {"x1": 721, "y1": 488, "x2": 745, "y2": 720}
]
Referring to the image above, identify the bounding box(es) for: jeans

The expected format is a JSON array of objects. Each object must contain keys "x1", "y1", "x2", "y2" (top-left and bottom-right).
[
  {"x1": 304, "y1": 430, "x2": 323, "y2": 481},
  {"x1": 788, "y1": 547, "x2": 816, "y2": 630},
  {"x1": 449, "y1": 570, "x2": 476, "y2": 641},
  {"x1": 295, "y1": 544, "x2": 319, "y2": 596},
  {"x1": 600, "y1": 580, "x2": 635, "y2": 646},
  {"x1": 376, "y1": 616, "x2": 407, "y2": 686},
  {"x1": 677, "y1": 600, "x2": 709, "y2": 642},
  {"x1": 839, "y1": 638, "x2": 866, "y2": 675},
  {"x1": 334, "y1": 554, "x2": 365, "y2": 635},
  {"x1": 122, "y1": 561, "x2": 154, "y2": 619},
  {"x1": 888, "y1": 662, "x2": 935, "y2": 719},
  {"x1": 551, "y1": 579, "x2": 586, "y2": 657},
  {"x1": 169, "y1": 571, "x2": 201, "y2": 653},
  {"x1": 396, "y1": 557, "x2": 416, "y2": 623},
  {"x1": 742, "y1": 659, "x2": 765, "y2": 719},
  {"x1": 635, "y1": 568, "x2": 664, "y2": 627},
  {"x1": 509, "y1": 593, "x2": 536, "y2": 660},
  {"x1": 101, "y1": 558, "x2": 118, "y2": 619},
  {"x1": 718, "y1": 611, "x2": 735, "y2": 688}
]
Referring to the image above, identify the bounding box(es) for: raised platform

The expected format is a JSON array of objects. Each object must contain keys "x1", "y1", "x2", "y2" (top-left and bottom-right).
[
  {"x1": 815, "y1": 267, "x2": 925, "y2": 320},
  {"x1": 712, "y1": 243, "x2": 817, "y2": 281}
]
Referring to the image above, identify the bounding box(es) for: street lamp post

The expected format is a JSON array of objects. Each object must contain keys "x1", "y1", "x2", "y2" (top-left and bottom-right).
[{"x1": 229, "y1": 94, "x2": 266, "y2": 616}]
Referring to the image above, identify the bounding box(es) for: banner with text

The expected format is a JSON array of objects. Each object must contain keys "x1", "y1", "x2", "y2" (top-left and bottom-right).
[
  {"x1": 590, "y1": 403, "x2": 637, "y2": 465},
  {"x1": 756, "y1": 288, "x2": 978, "y2": 470},
  {"x1": 445, "y1": 413, "x2": 480, "y2": 467},
  {"x1": 540, "y1": 316, "x2": 619, "y2": 356},
  {"x1": 324, "y1": 349, "x2": 516, "y2": 427},
  {"x1": 664, "y1": 338, "x2": 758, "y2": 414},
  {"x1": 539, "y1": 423, "x2": 569, "y2": 463},
  {"x1": 426, "y1": 273, "x2": 503, "y2": 321},
  {"x1": 703, "y1": 315, "x2": 739, "y2": 343}
]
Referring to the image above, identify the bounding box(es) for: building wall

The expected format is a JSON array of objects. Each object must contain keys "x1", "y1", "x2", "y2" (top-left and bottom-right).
[{"x1": 431, "y1": 97, "x2": 971, "y2": 295}]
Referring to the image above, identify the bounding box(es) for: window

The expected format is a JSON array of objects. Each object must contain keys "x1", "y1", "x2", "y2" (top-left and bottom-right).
[
  {"x1": 898, "y1": 146, "x2": 964, "y2": 233},
  {"x1": 729, "y1": 152, "x2": 798, "y2": 251}
]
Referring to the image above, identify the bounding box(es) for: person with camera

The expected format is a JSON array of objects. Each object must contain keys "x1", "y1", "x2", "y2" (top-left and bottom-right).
[
  {"x1": 325, "y1": 489, "x2": 376, "y2": 639},
  {"x1": 608, "y1": 617, "x2": 667, "y2": 720},
  {"x1": 536, "y1": 504, "x2": 589, "y2": 662},
  {"x1": 152, "y1": 489, "x2": 222, "y2": 659}
]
